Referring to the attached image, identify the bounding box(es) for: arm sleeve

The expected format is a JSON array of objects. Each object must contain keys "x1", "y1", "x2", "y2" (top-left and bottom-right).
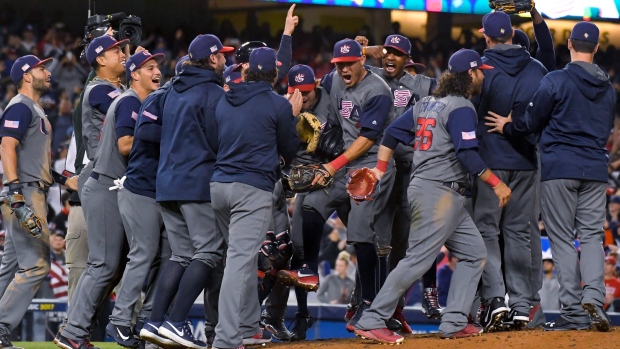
[
  {"x1": 382, "y1": 108, "x2": 416, "y2": 149},
  {"x1": 446, "y1": 107, "x2": 487, "y2": 176},
  {"x1": 89, "y1": 85, "x2": 121, "y2": 115},
  {"x1": 135, "y1": 100, "x2": 163, "y2": 144},
  {"x1": 114, "y1": 96, "x2": 141, "y2": 139},
  {"x1": 276, "y1": 101, "x2": 300, "y2": 164},
  {"x1": 428, "y1": 78, "x2": 438, "y2": 95},
  {"x1": 0, "y1": 103, "x2": 33, "y2": 141},
  {"x1": 276, "y1": 35, "x2": 292, "y2": 84},
  {"x1": 533, "y1": 20, "x2": 556, "y2": 72},
  {"x1": 504, "y1": 77, "x2": 555, "y2": 138},
  {"x1": 320, "y1": 70, "x2": 336, "y2": 94},
  {"x1": 359, "y1": 95, "x2": 392, "y2": 133}
]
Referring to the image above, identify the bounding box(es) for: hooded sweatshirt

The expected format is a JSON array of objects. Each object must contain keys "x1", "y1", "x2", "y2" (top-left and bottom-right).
[
  {"x1": 504, "y1": 62, "x2": 616, "y2": 182},
  {"x1": 157, "y1": 65, "x2": 224, "y2": 201},
  {"x1": 211, "y1": 80, "x2": 299, "y2": 192},
  {"x1": 475, "y1": 44, "x2": 548, "y2": 171}
]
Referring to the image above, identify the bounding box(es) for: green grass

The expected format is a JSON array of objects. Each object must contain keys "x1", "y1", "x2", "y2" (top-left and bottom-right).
[{"x1": 15, "y1": 343, "x2": 120, "y2": 349}]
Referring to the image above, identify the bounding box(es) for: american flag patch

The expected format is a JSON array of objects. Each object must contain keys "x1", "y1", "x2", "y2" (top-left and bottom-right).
[
  {"x1": 131, "y1": 111, "x2": 138, "y2": 120},
  {"x1": 394, "y1": 90, "x2": 412, "y2": 107},
  {"x1": 462, "y1": 131, "x2": 476, "y2": 140},
  {"x1": 108, "y1": 90, "x2": 121, "y2": 98},
  {"x1": 340, "y1": 101, "x2": 354, "y2": 119},
  {"x1": 143, "y1": 110, "x2": 158, "y2": 120},
  {"x1": 4, "y1": 120, "x2": 19, "y2": 129},
  {"x1": 320, "y1": 122, "x2": 326, "y2": 130}
]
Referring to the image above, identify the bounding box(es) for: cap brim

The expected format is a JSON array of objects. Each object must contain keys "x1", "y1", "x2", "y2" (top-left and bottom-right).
[
  {"x1": 32, "y1": 57, "x2": 54, "y2": 69},
  {"x1": 288, "y1": 83, "x2": 315, "y2": 94},
  {"x1": 405, "y1": 62, "x2": 426, "y2": 73},
  {"x1": 220, "y1": 46, "x2": 235, "y2": 53},
  {"x1": 276, "y1": 61, "x2": 282, "y2": 67},
  {"x1": 232, "y1": 63, "x2": 243, "y2": 72},
  {"x1": 331, "y1": 56, "x2": 362, "y2": 63},
  {"x1": 478, "y1": 64, "x2": 494, "y2": 70},
  {"x1": 110, "y1": 39, "x2": 130, "y2": 50},
  {"x1": 383, "y1": 44, "x2": 409, "y2": 56},
  {"x1": 138, "y1": 53, "x2": 166, "y2": 69}
]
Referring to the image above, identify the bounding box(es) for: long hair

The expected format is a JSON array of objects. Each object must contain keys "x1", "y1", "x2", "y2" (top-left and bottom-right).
[
  {"x1": 432, "y1": 71, "x2": 472, "y2": 99},
  {"x1": 244, "y1": 68, "x2": 278, "y2": 84}
]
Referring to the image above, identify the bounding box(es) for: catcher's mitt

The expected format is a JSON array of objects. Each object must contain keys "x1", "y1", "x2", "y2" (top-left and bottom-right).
[
  {"x1": 346, "y1": 167, "x2": 378, "y2": 204},
  {"x1": 488, "y1": 0, "x2": 534, "y2": 14},
  {"x1": 8, "y1": 192, "x2": 43, "y2": 239},
  {"x1": 288, "y1": 164, "x2": 333, "y2": 192},
  {"x1": 316, "y1": 120, "x2": 345, "y2": 162},
  {"x1": 296, "y1": 112, "x2": 322, "y2": 154}
]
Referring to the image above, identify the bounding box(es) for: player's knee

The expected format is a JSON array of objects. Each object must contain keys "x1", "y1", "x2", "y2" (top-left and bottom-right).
[
  {"x1": 170, "y1": 255, "x2": 192, "y2": 268},
  {"x1": 192, "y1": 253, "x2": 221, "y2": 269}
]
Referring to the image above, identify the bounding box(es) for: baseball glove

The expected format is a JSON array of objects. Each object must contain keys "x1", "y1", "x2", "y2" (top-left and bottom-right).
[
  {"x1": 288, "y1": 164, "x2": 333, "y2": 192},
  {"x1": 316, "y1": 120, "x2": 345, "y2": 162},
  {"x1": 346, "y1": 167, "x2": 378, "y2": 204},
  {"x1": 296, "y1": 112, "x2": 322, "y2": 154},
  {"x1": 488, "y1": 0, "x2": 534, "y2": 14},
  {"x1": 7, "y1": 192, "x2": 43, "y2": 239}
]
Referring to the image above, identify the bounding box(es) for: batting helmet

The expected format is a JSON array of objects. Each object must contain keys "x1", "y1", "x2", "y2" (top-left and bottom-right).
[{"x1": 235, "y1": 41, "x2": 267, "y2": 64}]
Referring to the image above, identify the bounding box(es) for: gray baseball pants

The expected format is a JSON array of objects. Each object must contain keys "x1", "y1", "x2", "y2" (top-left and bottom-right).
[
  {"x1": 0, "y1": 229, "x2": 18, "y2": 297},
  {"x1": 541, "y1": 179, "x2": 606, "y2": 324},
  {"x1": 65, "y1": 205, "x2": 89, "y2": 303}
]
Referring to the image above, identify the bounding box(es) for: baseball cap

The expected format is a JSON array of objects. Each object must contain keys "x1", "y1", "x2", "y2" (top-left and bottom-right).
[
  {"x1": 223, "y1": 64, "x2": 243, "y2": 84},
  {"x1": 447, "y1": 49, "x2": 493, "y2": 73},
  {"x1": 383, "y1": 35, "x2": 411, "y2": 56},
  {"x1": 126, "y1": 51, "x2": 166, "y2": 80},
  {"x1": 175, "y1": 55, "x2": 189, "y2": 75},
  {"x1": 86, "y1": 35, "x2": 129, "y2": 65},
  {"x1": 570, "y1": 21, "x2": 599, "y2": 43},
  {"x1": 404, "y1": 59, "x2": 426, "y2": 74},
  {"x1": 188, "y1": 34, "x2": 234, "y2": 61},
  {"x1": 606, "y1": 256, "x2": 617, "y2": 265},
  {"x1": 287, "y1": 64, "x2": 316, "y2": 94},
  {"x1": 10, "y1": 55, "x2": 54, "y2": 84},
  {"x1": 542, "y1": 250, "x2": 553, "y2": 262},
  {"x1": 610, "y1": 195, "x2": 620, "y2": 204},
  {"x1": 479, "y1": 11, "x2": 513, "y2": 38},
  {"x1": 513, "y1": 29, "x2": 530, "y2": 49},
  {"x1": 331, "y1": 39, "x2": 363, "y2": 63},
  {"x1": 249, "y1": 47, "x2": 282, "y2": 73}
]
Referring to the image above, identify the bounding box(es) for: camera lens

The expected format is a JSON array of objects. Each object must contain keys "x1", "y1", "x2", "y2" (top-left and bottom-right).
[{"x1": 123, "y1": 27, "x2": 136, "y2": 39}]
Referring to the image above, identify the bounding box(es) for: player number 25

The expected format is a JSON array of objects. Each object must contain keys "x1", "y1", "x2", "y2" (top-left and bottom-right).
[{"x1": 413, "y1": 117, "x2": 436, "y2": 151}]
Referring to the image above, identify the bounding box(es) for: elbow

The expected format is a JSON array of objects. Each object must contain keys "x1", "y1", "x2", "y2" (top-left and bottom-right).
[{"x1": 119, "y1": 144, "x2": 131, "y2": 157}]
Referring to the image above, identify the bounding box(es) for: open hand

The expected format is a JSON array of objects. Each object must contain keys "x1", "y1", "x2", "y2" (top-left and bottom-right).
[{"x1": 485, "y1": 111, "x2": 512, "y2": 134}]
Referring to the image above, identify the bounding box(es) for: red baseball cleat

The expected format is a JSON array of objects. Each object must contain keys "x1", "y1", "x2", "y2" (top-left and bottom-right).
[
  {"x1": 392, "y1": 307, "x2": 412, "y2": 334},
  {"x1": 354, "y1": 328, "x2": 404, "y2": 345},
  {"x1": 440, "y1": 323, "x2": 483, "y2": 339}
]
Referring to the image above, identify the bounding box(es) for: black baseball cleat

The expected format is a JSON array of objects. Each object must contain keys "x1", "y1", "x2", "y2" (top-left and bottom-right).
[
  {"x1": 481, "y1": 297, "x2": 509, "y2": 332},
  {"x1": 106, "y1": 322, "x2": 140, "y2": 348},
  {"x1": 0, "y1": 334, "x2": 23, "y2": 349},
  {"x1": 583, "y1": 303, "x2": 611, "y2": 332},
  {"x1": 262, "y1": 317, "x2": 291, "y2": 341},
  {"x1": 55, "y1": 333, "x2": 90, "y2": 349},
  {"x1": 502, "y1": 309, "x2": 529, "y2": 330},
  {"x1": 421, "y1": 287, "x2": 442, "y2": 319},
  {"x1": 542, "y1": 316, "x2": 590, "y2": 331},
  {"x1": 289, "y1": 312, "x2": 314, "y2": 341}
]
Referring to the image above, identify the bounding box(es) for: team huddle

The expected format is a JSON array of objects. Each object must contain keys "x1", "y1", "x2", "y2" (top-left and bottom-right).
[{"x1": 0, "y1": 5, "x2": 615, "y2": 349}]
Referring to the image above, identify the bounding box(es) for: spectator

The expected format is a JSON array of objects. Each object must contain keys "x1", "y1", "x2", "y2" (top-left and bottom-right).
[
  {"x1": 540, "y1": 252, "x2": 560, "y2": 311},
  {"x1": 316, "y1": 252, "x2": 355, "y2": 304},
  {"x1": 51, "y1": 51, "x2": 87, "y2": 101},
  {"x1": 49, "y1": 232, "x2": 69, "y2": 301},
  {"x1": 318, "y1": 215, "x2": 347, "y2": 270},
  {"x1": 604, "y1": 255, "x2": 620, "y2": 310},
  {"x1": 49, "y1": 191, "x2": 71, "y2": 237},
  {"x1": 437, "y1": 252, "x2": 458, "y2": 307}
]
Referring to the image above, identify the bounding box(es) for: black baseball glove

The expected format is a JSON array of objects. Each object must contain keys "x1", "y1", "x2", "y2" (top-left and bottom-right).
[
  {"x1": 488, "y1": 0, "x2": 535, "y2": 14},
  {"x1": 315, "y1": 120, "x2": 345, "y2": 162},
  {"x1": 288, "y1": 164, "x2": 333, "y2": 193}
]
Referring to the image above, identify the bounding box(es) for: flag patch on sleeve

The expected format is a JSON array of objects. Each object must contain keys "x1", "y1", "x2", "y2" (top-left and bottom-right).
[
  {"x1": 461, "y1": 131, "x2": 476, "y2": 140},
  {"x1": 143, "y1": 111, "x2": 158, "y2": 120},
  {"x1": 108, "y1": 90, "x2": 121, "y2": 98},
  {"x1": 4, "y1": 120, "x2": 19, "y2": 129}
]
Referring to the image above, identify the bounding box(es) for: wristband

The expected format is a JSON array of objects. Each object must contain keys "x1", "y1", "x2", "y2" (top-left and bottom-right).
[
  {"x1": 484, "y1": 173, "x2": 501, "y2": 188},
  {"x1": 376, "y1": 159, "x2": 388, "y2": 172},
  {"x1": 362, "y1": 47, "x2": 366, "y2": 56},
  {"x1": 329, "y1": 154, "x2": 349, "y2": 172}
]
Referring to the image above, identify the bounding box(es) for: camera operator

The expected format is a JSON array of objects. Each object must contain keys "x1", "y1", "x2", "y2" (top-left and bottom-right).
[{"x1": 52, "y1": 51, "x2": 88, "y2": 101}]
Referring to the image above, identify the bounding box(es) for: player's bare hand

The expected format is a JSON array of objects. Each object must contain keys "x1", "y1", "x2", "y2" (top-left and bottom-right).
[
  {"x1": 289, "y1": 89, "x2": 303, "y2": 116},
  {"x1": 370, "y1": 167, "x2": 384, "y2": 181},
  {"x1": 485, "y1": 111, "x2": 512, "y2": 134},
  {"x1": 364, "y1": 46, "x2": 386, "y2": 60},
  {"x1": 134, "y1": 46, "x2": 146, "y2": 54},
  {"x1": 106, "y1": 27, "x2": 115, "y2": 37},
  {"x1": 355, "y1": 36, "x2": 369, "y2": 47},
  {"x1": 65, "y1": 176, "x2": 78, "y2": 191},
  {"x1": 283, "y1": 4, "x2": 299, "y2": 36},
  {"x1": 493, "y1": 181, "x2": 511, "y2": 208}
]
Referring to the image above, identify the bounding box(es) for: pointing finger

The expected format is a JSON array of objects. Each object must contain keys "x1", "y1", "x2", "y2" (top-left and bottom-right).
[{"x1": 288, "y1": 4, "x2": 296, "y2": 16}]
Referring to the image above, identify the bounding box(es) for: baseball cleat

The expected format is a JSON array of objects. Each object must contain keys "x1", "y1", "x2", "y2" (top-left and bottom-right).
[
  {"x1": 481, "y1": 297, "x2": 509, "y2": 332},
  {"x1": 542, "y1": 316, "x2": 590, "y2": 331},
  {"x1": 392, "y1": 307, "x2": 412, "y2": 334},
  {"x1": 277, "y1": 267, "x2": 319, "y2": 291},
  {"x1": 158, "y1": 321, "x2": 206, "y2": 349},
  {"x1": 106, "y1": 322, "x2": 140, "y2": 348},
  {"x1": 354, "y1": 328, "x2": 404, "y2": 345},
  {"x1": 261, "y1": 317, "x2": 291, "y2": 341},
  {"x1": 583, "y1": 303, "x2": 611, "y2": 332},
  {"x1": 54, "y1": 334, "x2": 88, "y2": 349},
  {"x1": 440, "y1": 323, "x2": 483, "y2": 339},
  {"x1": 290, "y1": 312, "x2": 314, "y2": 341},
  {"x1": 346, "y1": 300, "x2": 371, "y2": 333},
  {"x1": 502, "y1": 309, "x2": 529, "y2": 330},
  {"x1": 421, "y1": 287, "x2": 442, "y2": 319},
  {"x1": 242, "y1": 328, "x2": 272, "y2": 345}
]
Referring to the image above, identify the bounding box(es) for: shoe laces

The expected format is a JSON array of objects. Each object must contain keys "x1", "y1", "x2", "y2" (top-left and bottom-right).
[
  {"x1": 183, "y1": 321, "x2": 195, "y2": 338},
  {"x1": 424, "y1": 289, "x2": 440, "y2": 308}
]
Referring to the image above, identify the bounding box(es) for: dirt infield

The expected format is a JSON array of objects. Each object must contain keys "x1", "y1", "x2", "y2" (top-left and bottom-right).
[{"x1": 270, "y1": 328, "x2": 619, "y2": 349}]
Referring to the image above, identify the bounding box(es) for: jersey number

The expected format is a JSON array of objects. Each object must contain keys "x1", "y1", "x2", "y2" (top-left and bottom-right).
[{"x1": 414, "y1": 118, "x2": 436, "y2": 151}]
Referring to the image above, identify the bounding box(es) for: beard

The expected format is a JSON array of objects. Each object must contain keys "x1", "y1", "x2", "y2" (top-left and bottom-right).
[{"x1": 32, "y1": 76, "x2": 51, "y2": 95}]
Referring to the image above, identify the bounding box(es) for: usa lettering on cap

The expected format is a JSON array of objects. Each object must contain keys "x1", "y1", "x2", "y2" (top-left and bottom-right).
[
  {"x1": 341, "y1": 45, "x2": 350, "y2": 54},
  {"x1": 390, "y1": 36, "x2": 401, "y2": 43},
  {"x1": 21, "y1": 64, "x2": 30, "y2": 71},
  {"x1": 295, "y1": 73, "x2": 305, "y2": 83}
]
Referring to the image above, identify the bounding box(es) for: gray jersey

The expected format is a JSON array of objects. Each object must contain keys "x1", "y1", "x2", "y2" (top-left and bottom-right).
[
  {"x1": 1, "y1": 95, "x2": 52, "y2": 185},
  {"x1": 294, "y1": 86, "x2": 334, "y2": 164},
  {"x1": 93, "y1": 89, "x2": 140, "y2": 179},
  {"x1": 327, "y1": 70, "x2": 393, "y2": 162},
  {"x1": 411, "y1": 95, "x2": 473, "y2": 183},
  {"x1": 82, "y1": 79, "x2": 125, "y2": 161}
]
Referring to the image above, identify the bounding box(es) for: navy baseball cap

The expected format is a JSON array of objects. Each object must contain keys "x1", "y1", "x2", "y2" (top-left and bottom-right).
[
  {"x1": 86, "y1": 35, "x2": 129, "y2": 65},
  {"x1": 287, "y1": 64, "x2": 316, "y2": 93},
  {"x1": 447, "y1": 49, "x2": 493, "y2": 73},
  {"x1": 249, "y1": 47, "x2": 282, "y2": 73},
  {"x1": 10, "y1": 55, "x2": 53, "y2": 84},
  {"x1": 570, "y1": 21, "x2": 599, "y2": 43},
  {"x1": 404, "y1": 59, "x2": 426, "y2": 74},
  {"x1": 479, "y1": 11, "x2": 513, "y2": 38},
  {"x1": 223, "y1": 64, "x2": 242, "y2": 84},
  {"x1": 126, "y1": 51, "x2": 166, "y2": 79},
  {"x1": 610, "y1": 195, "x2": 620, "y2": 204},
  {"x1": 175, "y1": 55, "x2": 189, "y2": 75},
  {"x1": 383, "y1": 35, "x2": 411, "y2": 56},
  {"x1": 188, "y1": 34, "x2": 234, "y2": 61},
  {"x1": 331, "y1": 39, "x2": 363, "y2": 63},
  {"x1": 513, "y1": 29, "x2": 530, "y2": 49}
]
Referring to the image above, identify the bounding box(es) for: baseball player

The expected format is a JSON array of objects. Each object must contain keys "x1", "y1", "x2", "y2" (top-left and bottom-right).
[
  {"x1": 57, "y1": 45, "x2": 152, "y2": 349},
  {"x1": 485, "y1": 21, "x2": 615, "y2": 332},
  {"x1": 0, "y1": 54, "x2": 55, "y2": 349},
  {"x1": 352, "y1": 49, "x2": 510, "y2": 344},
  {"x1": 357, "y1": 33, "x2": 440, "y2": 326},
  {"x1": 103, "y1": 50, "x2": 166, "y2": 348},
  {"x1": 223, "y1": 64, "x2": 242, "y2": 91},
  {"x1": 142, "y1": 34, "x2": 231, "y2": 349},
  {"x1": 210, "y1": 46, "x2": 300, "y2": 349},
  {"x1": 403, "y1": 59, "x2": 426, "y2": 76},
  {"x1": 511, "y1": 7, "x2": 555, "y2": 72},
  {"x1": 472, "y1": 11, "x2": 548, "y2": 331},
  {"x1": 278, "y1": 39, "x2": 397, "y2": 332}
]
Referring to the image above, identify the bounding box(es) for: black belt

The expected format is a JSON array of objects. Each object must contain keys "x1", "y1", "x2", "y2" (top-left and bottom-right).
[
  {"x1": 23, "y1": 181, "x2": 50, "y2": 192},
  {"x1": 443, "y1": 181, "x2": 467, "y2": 195},
  {"x1": 90, "y1": 172, "x2": 99, "y2": 180}
]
